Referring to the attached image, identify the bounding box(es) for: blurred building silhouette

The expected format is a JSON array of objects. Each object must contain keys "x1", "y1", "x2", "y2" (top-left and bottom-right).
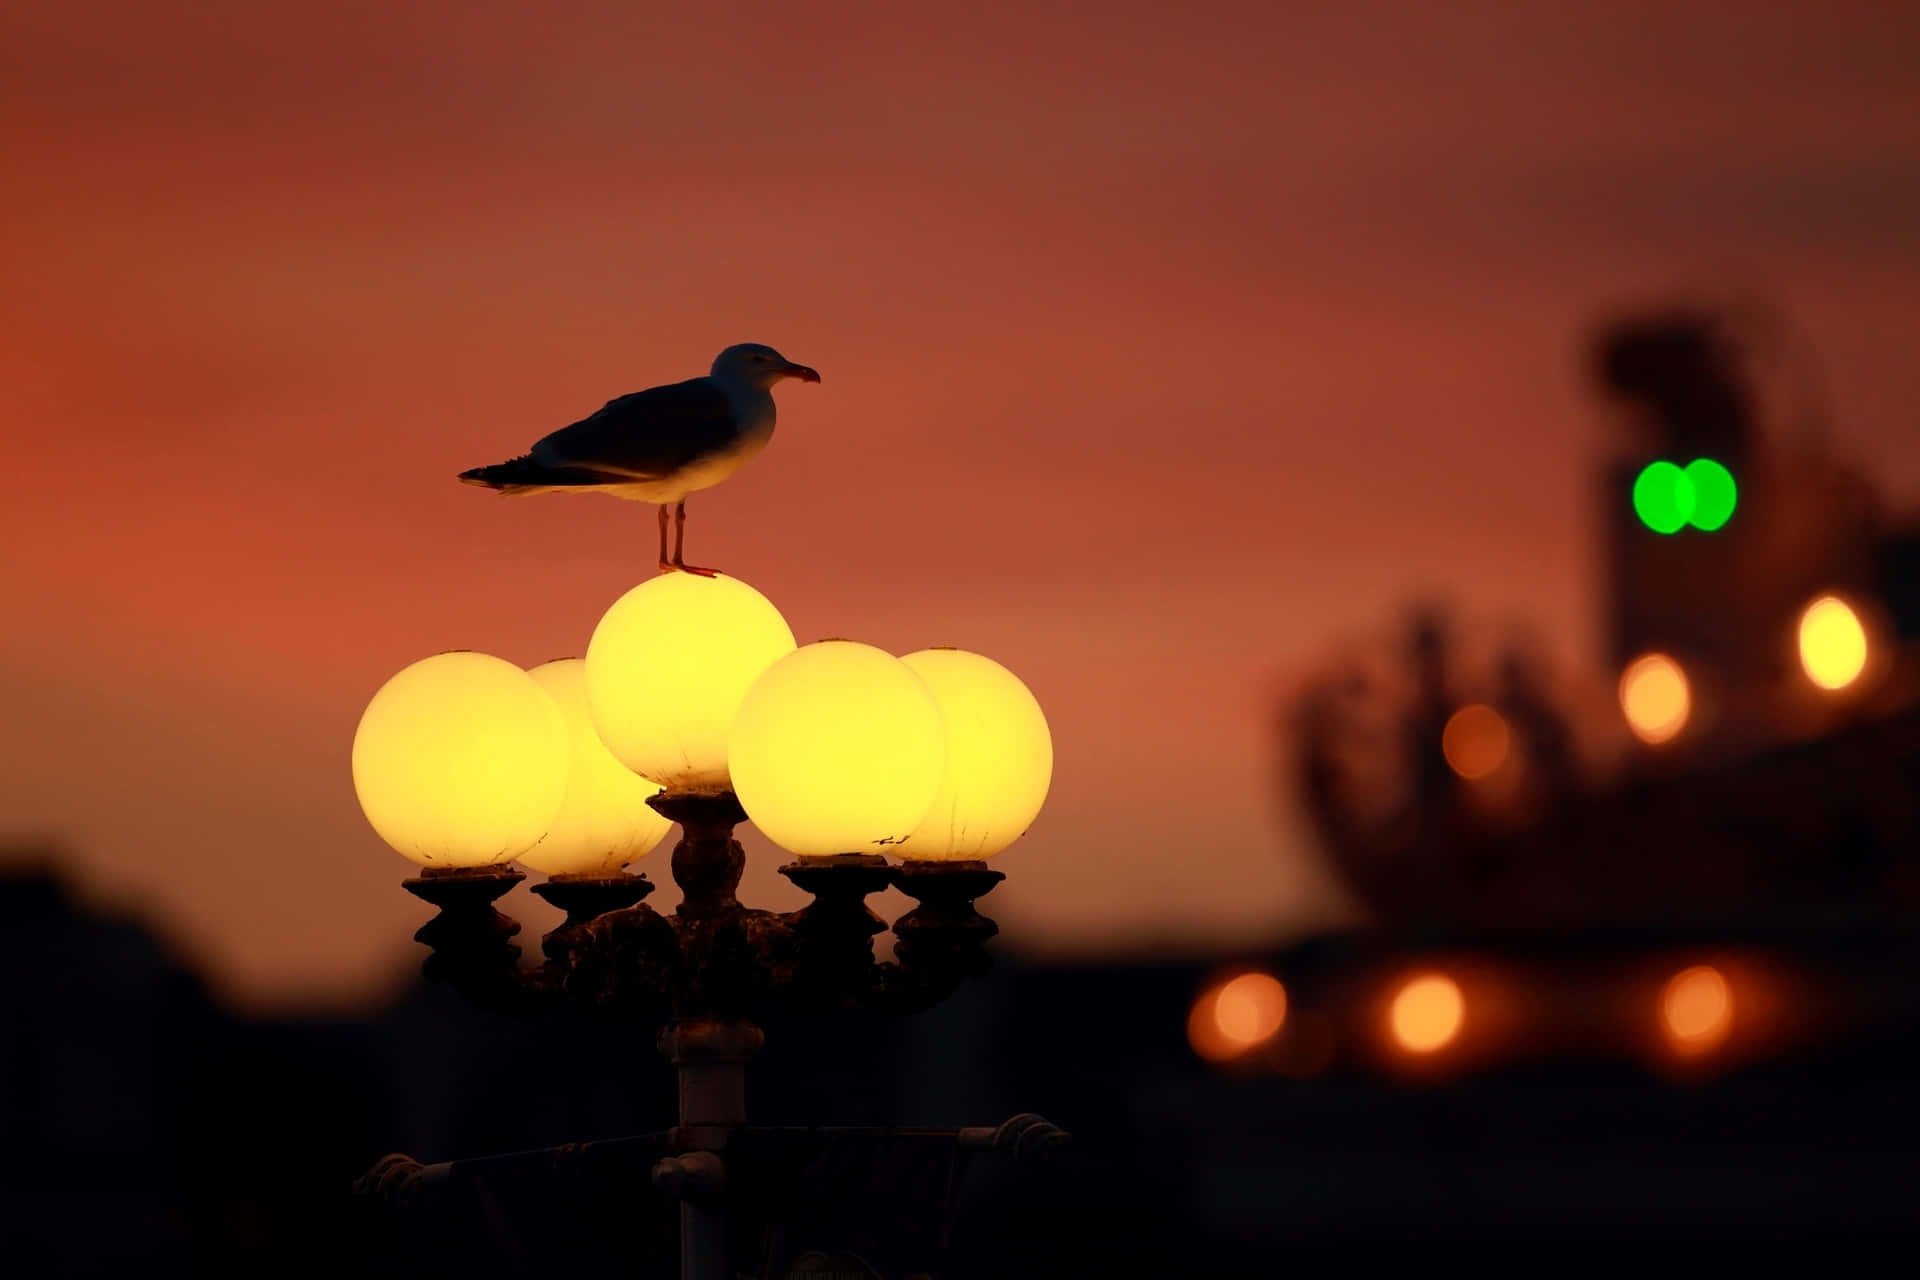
[
  {"x1": 1, "y1": 855, "x2": 378, "y2": 1274},
  {"x1": 1293, "y1": 302, "x2": 1920, "y2": 928},
  {"x1": 1595, "y1": 307, "x2": 1911, "y2": 753}
]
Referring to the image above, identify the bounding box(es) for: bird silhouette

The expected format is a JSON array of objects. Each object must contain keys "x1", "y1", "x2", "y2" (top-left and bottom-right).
[{"x1": 460, "y1": 343, "x2": 820, "y2": 575}]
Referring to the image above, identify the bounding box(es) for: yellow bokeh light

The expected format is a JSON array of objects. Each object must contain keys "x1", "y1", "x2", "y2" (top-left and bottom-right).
[
  {"x1": 1619, "y1": 652, "x2": 1691, "y2": 745},
  {"x1": 1389, "y1": 972, "x2": 1465, "y2": 1054},
  {"x1": 351, "y1": 651, "x2": 570, "y2": 868},
  {"x1": 729, "y1": 640, "x2": 948, "y2": 857},
  {"x1": 1797, "y1": 595, "x2": 1869, "y2": 691},
  {"x1": 518, "y1": 659, "x2": 673, "y2": 876},
  {"x1": 584, "y1": 574, "x2": 795, "y2": 794},
  {"x1": 892, "y1": 648, "x2": 1053, "y2": 861},
  {"x1": 1188, "y1": 971, "x2": 1288, "y2": 1063},
  {"x1": 1441, "y1": 704, "x2": 1510, "y2": 780},
  {"x1": 1661, "y1": 964, "x2": 1733, "y2": 1051}
]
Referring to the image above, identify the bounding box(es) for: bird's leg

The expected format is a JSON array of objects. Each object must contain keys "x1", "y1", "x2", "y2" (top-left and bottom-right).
[
  {"x1": 656, "y1": 504, "x2": 673, "y2": 574},
  {"x1": 670, "y1": 500, "x2": 719, "y2": 577}
]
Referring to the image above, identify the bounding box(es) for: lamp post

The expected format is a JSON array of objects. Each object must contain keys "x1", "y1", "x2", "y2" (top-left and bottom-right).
[{"x1": 350, "y1": 575, "x2": 1061, "y2": 1278}]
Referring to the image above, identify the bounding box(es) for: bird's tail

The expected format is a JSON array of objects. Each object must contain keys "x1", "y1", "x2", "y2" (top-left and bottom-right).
[{"x1": 458, "y1": 455, "x2": 578, "y2": 494}]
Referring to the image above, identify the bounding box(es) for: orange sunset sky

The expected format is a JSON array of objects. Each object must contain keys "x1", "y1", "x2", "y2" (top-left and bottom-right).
[{"x1": 4, "y1": 1, "x2": 1918, "y2": 1008}]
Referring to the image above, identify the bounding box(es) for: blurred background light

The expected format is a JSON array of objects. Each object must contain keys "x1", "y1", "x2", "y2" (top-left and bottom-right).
[
  {"x1": 1188, "y1": 970, "x2": 1288, "y2": 1064},
  {"x1": 1619, "y1": 652, "x2": 1692, "y2": 745},
  {"x1": 892, "y1": 647, "x2": 1053, "y2": 861},
  {"x1": 518, "y1": 658, "x2": 672, "y2": 876},
  {"x1": 729, "y1": 640, "x2": 947, "y2": 857},
  {"x1": 1682, "y1": 458, "x2": 1739, "y2": 531},
  {"x1": 1388, "y1": 972, "x2": 1465, "y2": 1054},
  {"x1": 1797, "y1": 595, "x2": 1869, "y2": 691},
  {"x1": 1440, "y1": 703, "x2": 1511, "y2": 780},
  {"x1": 584, "y1": 574, "x2": 796, "y2": 794},
  {"x1": 1632, "y1": 460, "x2": 1696, "y2": 534},
  {"x1": 1661, "y1": 964, "x2": 1734, "y2": 1053},
  {"x1": 351, "y1": 651, "x2": 570, "y2": 867}
]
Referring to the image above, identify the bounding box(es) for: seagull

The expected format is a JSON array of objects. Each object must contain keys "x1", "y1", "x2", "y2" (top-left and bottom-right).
[{"x1": 459, "y1": 343, "x2": 820, "y2": 575}]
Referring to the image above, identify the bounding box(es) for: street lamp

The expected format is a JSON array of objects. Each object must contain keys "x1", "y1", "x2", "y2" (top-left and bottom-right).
[
  {"x1": 351, "y1": 575, "x2": 1061, "y2": 1277},
  {"x1": 1797, "y1": 594, "x2": 1870, "y2": 693},
  {"x1": 351, "y1": 650, "x2": 570, "y2": 870},
  {"x1": 1387, "y1": 971, "x2": 1466, "y2": 1055},
  {"x1": 585, "y1": 572, "x2": 796, "y2": 794},
  {"x1": 893, "y1": 646, "x2": 1054, "y2": 862},
  {"x1": 1619, "y1": 651, "x2": 1692, "y2": 745},
  {"x1": 520, "y1": 658, "x2": 672, "y2": 876},
  {"x1": 728, "y1": 639, "x2": 950, "y2": 857}
]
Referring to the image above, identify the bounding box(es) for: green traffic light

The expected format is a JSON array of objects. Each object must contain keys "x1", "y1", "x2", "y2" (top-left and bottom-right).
[
  {"x1": 1633, "y1": 458, "x2": 1737, "y2": 533},
  {"x1": 1633, "y1": 461, "x2": 1695, "y2": 534},
  {"x1": 1683, "y1": 458, "x2": 1737, "y2": 531}
]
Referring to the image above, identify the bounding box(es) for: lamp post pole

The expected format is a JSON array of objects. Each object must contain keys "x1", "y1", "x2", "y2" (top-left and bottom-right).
[
  {"x1": 648, "y1": 791, "x2": 757, "y2": 1280},
  {"x1": 656, "y1": 1019, "x2": 758, "y2": 1280}
]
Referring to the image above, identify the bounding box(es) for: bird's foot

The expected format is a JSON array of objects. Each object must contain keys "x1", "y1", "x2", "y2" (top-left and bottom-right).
[{"x1": 669, "y1": 560, "x2": 721, "y2": 578}]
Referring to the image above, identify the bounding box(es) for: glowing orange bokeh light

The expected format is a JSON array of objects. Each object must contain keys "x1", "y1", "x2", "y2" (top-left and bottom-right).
[
  {"x1": 1619, "y1": 652, "x2": 1691, "y2": 745},
  {"x1": 1661, "y1": 964, "x2": 1733, "y2": 1052},
  {"x1": 1797, "y1": 595, "x2": 1869, "y2": 692},
  {"x1": 1188, "y1": 971, "x2": 1288, "y2": 1064},
  {"x1": 1388, "y1": 972, "x2": 1465, "y2": 1054},
  {"x1": 1441, "y1": 704, "x2": 1511, "y2": 780}
]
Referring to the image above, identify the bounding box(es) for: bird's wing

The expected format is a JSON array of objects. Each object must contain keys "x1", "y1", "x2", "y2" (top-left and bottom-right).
[{"x1": 530, "y1": 378, "x2": 740, "y2": 479}]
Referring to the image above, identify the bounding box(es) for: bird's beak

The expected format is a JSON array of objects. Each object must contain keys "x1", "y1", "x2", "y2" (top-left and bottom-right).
[{"x1": 783, "y1": 363, "x2": 821, "y2": 384}]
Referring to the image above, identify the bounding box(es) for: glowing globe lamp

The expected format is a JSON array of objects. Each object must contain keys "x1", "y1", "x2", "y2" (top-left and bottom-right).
[
  {"x1": 585, "y1": 573, "x2": 796, "y2": 794},
  {"x1": 729, "y1": 640, "x2": 947, "y2": 857},
  {"x1": 1619, "y1": 652, "x2": 1690, "y2": 745},
  {"x1": 352, "y1": 651, "x2": 570, "y2": 868},
  {"x1": 1797, "y1": 594, "x2": 1869, "y2": 691},
  {"x1": 1682, "y1": 458, "x2": 1737, "y2": 531},
  {"x1": 891, "y1": 648, "x2": 1052, "y2": 861},
  {"x1": 1632, "y1": 461, "x2": 1695, "y2": 534},
  {"x1": 519, "y1": 659, "x2": 672, "y2": 876}
]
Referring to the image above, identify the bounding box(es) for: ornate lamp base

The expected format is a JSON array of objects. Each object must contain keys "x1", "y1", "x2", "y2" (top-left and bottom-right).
[
  {"x1": 530, "y1": 871, "x2": 655, "y2": 928},
  {"x1": 778, "y1": 854, "x2": 892, "y2": 1007},
  {"x1": 889, "y1": 860, "x2": 1005, "y2": 958},
  {"x1": 401, "y1": 864, "x2": 525, "y2": 997}
]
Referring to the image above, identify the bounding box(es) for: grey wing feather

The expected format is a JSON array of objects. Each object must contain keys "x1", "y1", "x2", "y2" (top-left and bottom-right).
[{"x1": 530, "y1": 378, "x2": 739, "y2": 479}]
